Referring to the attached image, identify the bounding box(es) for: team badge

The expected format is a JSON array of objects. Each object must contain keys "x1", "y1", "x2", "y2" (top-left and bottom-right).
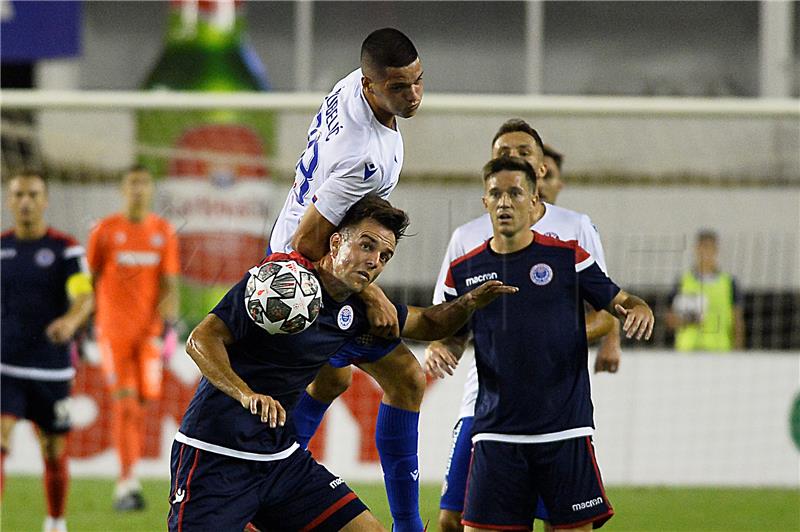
[
  {"x1": 545, "y1": 232, "x2": 560, "y2": 240},
  {"x1": 150, "y1": 233, "x2": 164, "y2": 247},
  {"x1": 35, "y1": 248, "x2": 56, "y2": 268},
  {"x1": 530, "y1": 263, "x2": 553, "y2": 286},
  {"x1": 337, "y1": 305, "x2": 354, "y2": 330},
  {"x1": 114, "y1": 231, "x2": 126, "y2": 244}
]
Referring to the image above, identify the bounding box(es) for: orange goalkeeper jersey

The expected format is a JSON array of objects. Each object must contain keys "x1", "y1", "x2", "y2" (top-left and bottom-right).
[{"x1": 88, "y1": 213, "x2": 180, "y2": 339}]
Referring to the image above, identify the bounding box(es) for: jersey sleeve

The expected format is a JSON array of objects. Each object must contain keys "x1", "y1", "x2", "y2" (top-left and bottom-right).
[
  {"x1": 578, "y1": 256, "x2": 621, "y2": 312},
  {"x1": 432, "y1": 228, "x2": 466, "y2": 305},
  {"x1": 161, "y1": 223, "x2": 181, "y2": 276},
  {"x1": 62, "y1": 235, "x2": 86, "y2": 278},
  {"x1": 577, "y1": 215, "x2": 608, "y2": 274},
  {"x1": 312, "y1": 155, "x2": 381, "y2": 226},
  {"x1": 210, "y1": 275, "x2": 255, "y2": 342},
  {"x1": 85, "y1": 222, "x2": 105, "y2": 275}
]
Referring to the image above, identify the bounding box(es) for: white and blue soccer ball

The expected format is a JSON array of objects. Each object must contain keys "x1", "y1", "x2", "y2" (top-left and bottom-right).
[{"x1": 244, "y1": 260, "x2": 322, "y2": 335}]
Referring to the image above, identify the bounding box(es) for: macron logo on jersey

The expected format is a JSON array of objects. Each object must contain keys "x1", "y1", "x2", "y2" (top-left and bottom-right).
[
  {"x1": 465, "y1": 272, "x2": 498, "y2": 287},
  {"x1": 363, "y1": 162, "x2": 378, "y2": 181}
]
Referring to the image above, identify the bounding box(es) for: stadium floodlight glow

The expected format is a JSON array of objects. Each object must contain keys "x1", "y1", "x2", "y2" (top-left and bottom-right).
[{"x1": 1, "y1": 89, "x2": 799, "y2": 118}]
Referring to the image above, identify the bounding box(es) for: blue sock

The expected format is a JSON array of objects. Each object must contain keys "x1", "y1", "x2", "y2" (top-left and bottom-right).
[
  {"x1": 291, "y1": 391, "x2": 330, "y2": 449},
  {"x1": 375, "y1": 403, "x2": 423, "y2": 532}
]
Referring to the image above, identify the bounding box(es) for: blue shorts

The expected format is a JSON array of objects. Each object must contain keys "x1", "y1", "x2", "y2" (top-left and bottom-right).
[
  {"x1": 463, "y1": 437, "x2": 613, "y2": 530},
  {"x1": 168, "y1": 442, "x2": 367, "y2": 531},
  {"x1": 441, "y1": 417, "x2": 549, "y2": 521},
  {"x1": 328, "y1": 334, "x2": 401, "y2": 368},
  {"x1": 0, "y1": 374, "x2": 71, "y2": 434}
]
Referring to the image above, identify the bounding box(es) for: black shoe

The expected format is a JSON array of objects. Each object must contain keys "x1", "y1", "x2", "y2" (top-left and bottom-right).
[{"x1": 114, "y1": 491, "x2": 146, "y2": 512}]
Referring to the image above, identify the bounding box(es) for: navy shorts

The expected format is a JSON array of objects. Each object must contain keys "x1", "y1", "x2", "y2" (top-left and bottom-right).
[
  {"x1": 0, "y1": 374, "x2": 71, "y2": 434},
  {"x1": 328, "y1": 334, "x2": 401, "y2": 368},
  {"x1": 168, "y1": 442, "x2": 368, "y2": 531},
  {"x1": 441, "y1": 417, "x2": 549, "y2": 521},
  {"x1": 463, "y1": 437, "x2": 613, "y2": 530}
]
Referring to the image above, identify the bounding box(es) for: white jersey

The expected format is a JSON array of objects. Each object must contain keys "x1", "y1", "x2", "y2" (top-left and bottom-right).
[
  {"x1": 432, "y1": 203, "x2": 608, "y2": 419},
  {"x1": 269, "y1": 69, "x2": 404, "y2": 253}
]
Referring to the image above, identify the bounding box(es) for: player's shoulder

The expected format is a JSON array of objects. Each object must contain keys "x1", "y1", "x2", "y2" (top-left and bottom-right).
[
  {"x1": 148, "y1": 213, "x2": 177, "y2": 233},
  {"x1": 45, "y1": 227, "x2": 80, "y2": 248},
  {"x1": 91, "y1": 213, "x2": 124, "y2": 232},
  {"x1": 1, "y1": 228, "x2": 14, "y2": 242},
  {"x1": 449, "y1": 239, "x2": 490, "y2": 270},
  {"x1": 533, "y1": 231, "x2": 579, "y2": 252},
  {"x1": 543, "y1": 202, "x2": 588, "y2": 224}
]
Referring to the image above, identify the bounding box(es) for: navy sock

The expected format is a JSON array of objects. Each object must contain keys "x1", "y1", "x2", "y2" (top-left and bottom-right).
[
  {"x1": 375, "y1": 403, "x2": 423, "y2": 532},
  {"x1": 290, "y1": 391, "x2": 330, "y2": 449}
]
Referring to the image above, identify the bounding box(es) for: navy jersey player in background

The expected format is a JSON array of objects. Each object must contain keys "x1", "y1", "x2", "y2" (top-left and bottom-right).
[
  {"x1": 170, "y1": 195, "x2": 515, "y2": 531},
  {"x1": 442, "y1": 158, "x2": 653, "y2": 532},
  {"x1": 1, "y1": 173, "x2": 94, "y2": 532},
  {"x1": 269, "y1": 28, "x2": 428, "y2": 531}
]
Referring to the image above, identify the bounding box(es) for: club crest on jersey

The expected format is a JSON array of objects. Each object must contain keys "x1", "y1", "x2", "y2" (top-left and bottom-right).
[
  {"x1": 530, "y1": 263, "x2": 553, "y2": 286},
  {"x1": 337, "y1": 305, "x2": 354, "y2": 330},
  {"x1": 35, "y1": 248, "x2": 56, "y2": 268},
  {"x1": 363, "y1": 162, "x2": 378, "y2": 181},
  {"x1": 150, "y1": 234, "x2": 164, "y2": 247}
]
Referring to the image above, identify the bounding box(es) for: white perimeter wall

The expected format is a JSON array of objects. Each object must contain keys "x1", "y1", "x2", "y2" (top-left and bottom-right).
[{"x1": 7, "y1": 349, "x2": 800, "y2": 487}]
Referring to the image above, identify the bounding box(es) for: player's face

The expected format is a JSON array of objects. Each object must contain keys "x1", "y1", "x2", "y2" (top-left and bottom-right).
[
  {"x1": 483, "y1": 170, "x2": 537, "y2": 237},
  {"x1": 330, "y1": 218, "x2": 397, "y2": 292},
  {"x1": 364, "y1": 59, "x2": 424, "y2": 120},
  {"x1": 492, "y1": 132, "x2": 547, "y2": 179},
  {"x1": 8, "y1": 176, "x2": 48, "y2": 226},
  {"x1": 122, "y1": 170, "x2": 154, "y2": 211},
  {"x1": 539, "y1": 155, "x2": 564, "y2": 204},
  {"x1": 696, "y1": 238, "x2": 718, "y2": 268}
]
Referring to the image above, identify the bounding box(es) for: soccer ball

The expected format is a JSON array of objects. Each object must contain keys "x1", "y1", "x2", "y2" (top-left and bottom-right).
[{"x1": 244, "y1": 260, "x2": 322, "y2": 334}]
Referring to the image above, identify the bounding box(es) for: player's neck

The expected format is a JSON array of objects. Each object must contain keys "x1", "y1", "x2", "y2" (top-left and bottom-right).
[
  {"x1": 124, "y1": 207, "x2": 150, "y2": 223},
  {"x1": 530, "y1": 202, "x2": 546, "y2": 225},
  {"x1": 14, "y1": 221, "x2": 47, "y2": 240},
  {"x1": 490, "y1": 228, "x2": 534, "y2": 254},
  {"x1": 363, "y1": 88, "x2": 397, "y2": 130},
  {"x1": 315, "y1": 257, "x2": 354, "y2": 302}
]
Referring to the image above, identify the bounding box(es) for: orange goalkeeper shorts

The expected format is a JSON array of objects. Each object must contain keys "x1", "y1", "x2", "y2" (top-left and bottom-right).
[{"x1": 97, "y1": 334, "x2": 164, "y2": 400}]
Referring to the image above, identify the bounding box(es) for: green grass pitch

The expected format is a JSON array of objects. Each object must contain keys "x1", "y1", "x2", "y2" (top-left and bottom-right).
[{"x1": 2, "y1": 476, "x2": 798, "y2": 531}]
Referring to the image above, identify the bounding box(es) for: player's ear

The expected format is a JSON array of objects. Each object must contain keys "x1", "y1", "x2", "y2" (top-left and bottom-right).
[
  {"x1": 481, "y1": 195, "x2": 489, "y2": 210},
  {"x1": 329, "y1": 232, "x2": 342, "y2": 258},
  {"x1": 361, "y1": 76, "x2": 373, "y2": 94}
]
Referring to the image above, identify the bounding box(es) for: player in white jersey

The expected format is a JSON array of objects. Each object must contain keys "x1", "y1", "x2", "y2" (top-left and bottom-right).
[
  {"x1": 425, "y1": 120, "x2": 620, "y2": 532},
  {"x1": 267, "y1": 28, "x2": 426, "y2": 532}
]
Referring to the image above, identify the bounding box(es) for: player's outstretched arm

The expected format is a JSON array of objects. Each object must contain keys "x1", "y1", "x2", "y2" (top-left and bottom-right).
[
  {"x1": 186, "y1": 315, "x2": 286, "y2": 428},
  {"x1": 424, "y1": 335, "x2": 469, "y2": 379},
  {"x1": 402, "y1": 280, "x2": 518, "y2": 341},
  {"x1": 608, "y1": 290, "x2": 655, "y2": 341},
  {"x1": 291, "y1": 204, "x2": 338, "y2": 262}
]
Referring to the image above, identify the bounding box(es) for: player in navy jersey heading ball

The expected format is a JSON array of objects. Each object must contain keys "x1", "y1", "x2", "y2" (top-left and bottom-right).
[
  {"x1": 1, "y1": 173, "x2": 94, "y2": 532},
  {"x1": 442, "y1": 158, "x2": 653, "y2": 531},
  {"x1": 170, "y1": 195, "x2": 515, "y2": 531}
]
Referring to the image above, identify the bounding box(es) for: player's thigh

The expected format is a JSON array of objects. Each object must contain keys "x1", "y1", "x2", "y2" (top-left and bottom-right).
[
  {"x1": 167, "y1": 441, "x2": 260, "y2": 531},
  {"x1": 307, "y1": 363, "x2": 353, "y2": 403},
  {"x1": 356, "y1": 342, "x2": 425, "y2": 407},
  {"x1": 38, "y1": 430, "x2": 68, "y2": 460},
  {"x1": 27, "y1": 379, "x2": 72, "y2": 435},
  {"x1": 135, "y1": 336, "x2": 164, "y2": 400},
  {"x1": 440, "y1": 416, "x2": 474, "y2": 513},
  {"x1": 97, "y1": 335, "x2": 137, "y2": 394},
  {"x1": 1, "y1": 375, "x2": 25, "y2": 446},
  {"x1": 252, "y1": 449, "x2": 368, "y2": 531},
  {"x1": 533, "y1": 437, "x2": 613, "y2": 530},
  {"x1": 339, "y1": 509, "x2": 386, "y2": 531},
  {"x1": 463, "y1": 441, "x2": 536, "y2": 531}
]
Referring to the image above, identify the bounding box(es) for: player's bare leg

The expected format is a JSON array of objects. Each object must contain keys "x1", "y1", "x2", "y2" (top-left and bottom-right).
[
  {"x1": 306, "y1": 364, "x2": 353, "y2": 403},
  {"x1": 39, "y1": 431, "x2": 69, "y2": 531},
  {"x1": 0, "y1": 415, "x2": 17, "y2": 497},
  {"x1": 341, "y1": 509, "x2": 388, "y2": 531},
  {"x1": 357, "y1": 343, "x2": 425, "y2": 411},
  {"x1": 439, "y1": 509, "x2": 463, "y2": 532},
  {"x1": 111, "y1": 387, "x2": 146, "y2": 511}
]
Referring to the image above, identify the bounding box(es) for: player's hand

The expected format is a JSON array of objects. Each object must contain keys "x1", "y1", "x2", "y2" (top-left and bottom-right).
[
  {"x1": 363, "y1": 286, "x2": 400, "y2": 338},
  {"x1": 615, "y1": 304, "x2": 654, "y2": 341},
  {"x1": 161, "y1": 321, "x2": 179, "y2": 363},
  {"x1": 594, "y1": 339, "x2": 621, "y2": 373},
  {"x1": 241, "y1": 392, "x2": 286, "y2": 428},
  {"x1": 45, "y1": 316, "x2": 79, "y2": 344},
  {"x1": 424, "y1": 341, "x2": 459, "y2": 379},
  {"x1": 465, "y1": 280, "x2": 518, "y2": 310}
]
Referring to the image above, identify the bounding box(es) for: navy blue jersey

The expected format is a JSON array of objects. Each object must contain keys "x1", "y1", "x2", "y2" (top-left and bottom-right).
[
  {"x1": 178, "y1": 253, "x2": 408, "y2": 459},
  {"x1": 1, "y1": 228, "x2": 85, "y2": 378},
  {"x1": 444, "y1": 232, "x2": 620, "y2": 442}
]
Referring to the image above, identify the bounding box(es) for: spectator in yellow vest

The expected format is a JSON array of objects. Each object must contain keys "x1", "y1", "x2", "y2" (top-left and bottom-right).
[{"x1": 666, "y1": 230, "x2": 745, "y2": 351}]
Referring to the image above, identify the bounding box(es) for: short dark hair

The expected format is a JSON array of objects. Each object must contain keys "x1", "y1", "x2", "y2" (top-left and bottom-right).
[
  {"x1": 482, "y1": 156, "x2": 537, "y2": 191},
  {"x1": 338, "y1": 194, "x2": 410, "y2": 242},
  {"x1": 491, "y1": 118, "x2": 544, "y2": 153},
  {"x1": 9, "y1": 171, "x2": 47, "y2": 190},
  {"x1": 696, "y1": 229, "x2": 718, "y2": 243},
  {"x1": 361, "y1": 28, "x2": 418, "y2": 76},
  {"x1": 542, "y1": 144, "x2": 564, "y2": 172}
]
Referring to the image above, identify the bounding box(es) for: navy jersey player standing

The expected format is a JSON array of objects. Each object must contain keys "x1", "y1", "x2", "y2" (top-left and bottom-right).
[
  {"x1": 1, "y1": 173, "x2": 94, "y2": 532},
  {"x1": 442, "y1": 158, "x2": 654, "y2": 532},
  {"x1": 170, "y1": 195, "x2": 515, "y2": 531}
]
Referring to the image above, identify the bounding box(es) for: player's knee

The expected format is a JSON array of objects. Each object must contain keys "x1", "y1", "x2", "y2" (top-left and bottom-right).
[
  {"x1": 0, "y1": 417, "x2": 17, "y2": 450},
  {"x1": 383, "y1": 358, "x2": 425, "y2": 409},
  {"x1": 307, "y1": 367, "x2": 352, "y2": 403},
  {"x1": 439, "y1": 509, "x2": 464, "y2": 532},
  {"x1": 38, "y1": 433, "x2": 66, "y2": 460}
]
